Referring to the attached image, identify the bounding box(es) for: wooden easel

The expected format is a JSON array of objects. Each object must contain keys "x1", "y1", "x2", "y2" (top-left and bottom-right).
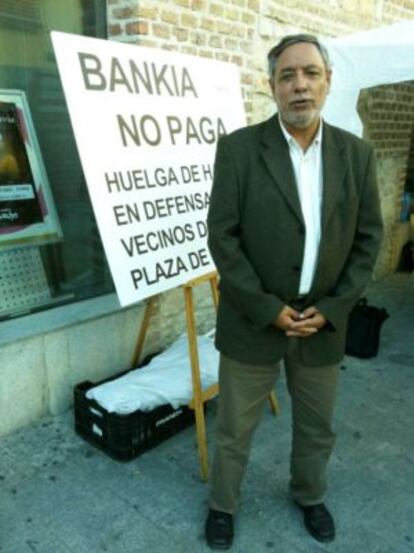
[{"x1": 131, "y1": 271, "x2": 280, "y2": 481}]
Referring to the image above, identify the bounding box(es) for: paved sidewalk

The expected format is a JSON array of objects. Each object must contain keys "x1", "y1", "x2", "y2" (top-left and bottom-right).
[{"x1": 1, "y1": 272, "x2": 413, "y2": 553}]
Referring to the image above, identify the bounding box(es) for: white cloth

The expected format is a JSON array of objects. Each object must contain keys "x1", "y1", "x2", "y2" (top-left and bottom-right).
[
  {"x1": 279, "y1": 117, "x2": 323, "y2": 295},
  {"x1": 86, "y1": 334, "x2": 219, "y2": 414}
]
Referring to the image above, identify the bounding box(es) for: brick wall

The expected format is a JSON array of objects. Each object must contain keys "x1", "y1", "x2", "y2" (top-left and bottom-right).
[
  {"x1": 107, "y1": 1, "x2": 414, "y2": 120},
  {"x1": 251, "y1": 1, "x2": 414, "y2": 121},
  {"x1": 359, "y1": 82, "x2": 414, "y2": 276},
  {"x1": 107, "y1": 1, "x2": 414, "y2": 131},
  {"x1": 106, "y1": 0, "x2": 414, "y2": 346},
  {"x1": 108, "y1": 0, "x2": 259, "y2": 116}
]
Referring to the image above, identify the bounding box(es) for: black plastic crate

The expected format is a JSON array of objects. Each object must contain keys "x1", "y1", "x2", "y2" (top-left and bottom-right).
[{"x1": 74, "y1": 377, "x2": 197, "y2": 462}]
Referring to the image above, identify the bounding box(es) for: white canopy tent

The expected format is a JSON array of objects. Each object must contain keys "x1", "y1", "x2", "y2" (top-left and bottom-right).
[{"x1": 323, "y1": 20, "x2": 414, "y2": 136}]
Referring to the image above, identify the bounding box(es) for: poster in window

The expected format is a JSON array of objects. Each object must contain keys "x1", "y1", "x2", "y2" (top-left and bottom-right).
[{"x1": 0, "y1": 90, "x2": 62, "y2": 248}]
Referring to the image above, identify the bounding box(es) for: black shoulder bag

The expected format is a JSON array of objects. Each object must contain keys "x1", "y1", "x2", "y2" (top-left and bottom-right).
[{"x1": 345, "y1": 298, "x2": 389, "y2": 359}]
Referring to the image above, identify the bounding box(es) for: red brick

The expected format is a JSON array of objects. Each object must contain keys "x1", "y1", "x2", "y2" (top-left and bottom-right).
[
  {"x1": 192, "y1": 0, "x2": 207, "y2": 10},
  {"x1": 215, "y1": 52, "x2": 230, "y2": 62},
  {"x1": 242, "y1": 11, "x2": 256, "y2": 24},
  {"x1": 153, "y1": 23, "x2": 171, "y2": 38},
  {"x1": 223, "y1": 7, "x2": 240, "y2": 20},
  {"x1": 112, "y1": 7, "x2": 132, "y2": 19},
  {"x1": 174, "y1": 0, "x2": 191, "y2": 7},
  {"x1": 191, "y1": 31, "x2": 207, "y2": 45},
  {"x1": 210, "y1": 3, "x2": 224, "y2": 16},
  {"x1": 138, "y1": 6, "x2": 158, "y2": 19},
  {"x1": 200, "y1": 17, "x2": 216, "y2": 31},
  {"x1": 181, "y1": 13, "x2": 198, "y2": 27},
  {"x1": 138, "y1": 38, "x2": 158, "y2": 48},
  {"x1": 225, "y1": 38, "x2": 238, "y2": 50},
  {"x1": 209, "y1": 35, "x2": 223, "y2": 48},
  {"x1": 109, "y1": 24, "x2": 122, "y2": 36},
  {"x1": 247, "y1": 0, "x2": 260, "y2": 11},
  {"x1": 161, "y1": 10, "x2": 179, "y2": 24},
  {"x1": 182, "y1": 45, "x2": 197, "y2": 55},
  {"x1": 173, "y1": 28, "x2": 190, "y2": 41},
  {"x1": 199, "y1": 49, "x2": 214, "y2": 59},
  {"x1": 126, "y1": 21, "x2": 149, "y2": 35},
  {"x1": 231, "y1": 54, "x2": 243, "y2": 66}
]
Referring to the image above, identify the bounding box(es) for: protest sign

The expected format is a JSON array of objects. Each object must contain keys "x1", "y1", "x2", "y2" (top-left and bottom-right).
[{"x1": 52, "y1": 31, "x2": 245, "y2": 306}]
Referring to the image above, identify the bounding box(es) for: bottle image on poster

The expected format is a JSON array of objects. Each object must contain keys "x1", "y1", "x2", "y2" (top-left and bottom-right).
[{"x1": 0, "y1": 101, "x2": 43, "y2": 227}]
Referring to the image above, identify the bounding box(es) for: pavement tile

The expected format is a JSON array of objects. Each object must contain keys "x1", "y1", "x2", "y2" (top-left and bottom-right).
[{"x1": 1, "y1": 273, "x2": 413, "y2": 553}]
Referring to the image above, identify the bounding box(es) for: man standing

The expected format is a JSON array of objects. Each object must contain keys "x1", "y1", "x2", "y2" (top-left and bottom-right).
[{"x1": 205, "y1": 34, "x2": 383, "y2": 549}]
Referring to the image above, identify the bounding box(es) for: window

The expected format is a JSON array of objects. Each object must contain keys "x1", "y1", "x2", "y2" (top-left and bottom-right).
[{"x1": 0, "y1": 1, "x2": 113, "y2": 320}]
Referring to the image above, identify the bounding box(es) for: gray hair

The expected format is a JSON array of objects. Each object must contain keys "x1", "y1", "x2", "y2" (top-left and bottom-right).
[{"x1": 267, "y1": 34, "x2": 331, "y2": 82}]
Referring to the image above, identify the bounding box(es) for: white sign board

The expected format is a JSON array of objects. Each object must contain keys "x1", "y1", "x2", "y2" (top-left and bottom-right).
[{"x1": 51, "y1": 31, "x2": 246, "y2": 306}]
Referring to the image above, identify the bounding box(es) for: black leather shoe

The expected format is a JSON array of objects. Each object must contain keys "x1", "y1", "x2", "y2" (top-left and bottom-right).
[
  {"x1": 298, "y1": 503, "x2": 335, "y2": 542},
  {"x1": 205, "y1": 508, "x2": 234, "y2": 550}
]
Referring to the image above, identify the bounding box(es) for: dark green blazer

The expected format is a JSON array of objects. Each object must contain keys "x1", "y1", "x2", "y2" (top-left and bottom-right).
[{"x1": 207, "y1": 115, "x2": 383, "y2": 366}]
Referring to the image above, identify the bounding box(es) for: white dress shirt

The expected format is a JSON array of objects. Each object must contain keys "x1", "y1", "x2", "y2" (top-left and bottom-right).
[{"x1": 279, "y1": 117, "x2": 323, "y2": 296}]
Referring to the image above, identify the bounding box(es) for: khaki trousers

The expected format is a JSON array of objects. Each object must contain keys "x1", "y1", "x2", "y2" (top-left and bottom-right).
[{"x1": 209, "y1": 339, "x2": 340, "y2": 514}]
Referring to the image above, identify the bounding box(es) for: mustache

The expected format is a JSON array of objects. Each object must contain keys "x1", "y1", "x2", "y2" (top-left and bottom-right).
[{"x1": 289, "y1": 98, "x2": 314, "y2": 105}]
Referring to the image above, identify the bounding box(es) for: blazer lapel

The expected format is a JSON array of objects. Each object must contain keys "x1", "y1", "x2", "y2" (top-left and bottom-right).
[
  {"x1": 260, "y1": 115, "x2": 304, "y2": 224},
  {"x1": 321, "y1": 123, "x2": 348, "y2": 232},
  {"x1": 260, "y1": 116, "x2": 348, "y2": 230}
]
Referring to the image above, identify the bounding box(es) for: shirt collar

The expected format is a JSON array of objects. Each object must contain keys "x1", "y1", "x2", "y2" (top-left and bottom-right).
[{"x1": 278, "y1": 115, "x2": 323, "y2": 152}]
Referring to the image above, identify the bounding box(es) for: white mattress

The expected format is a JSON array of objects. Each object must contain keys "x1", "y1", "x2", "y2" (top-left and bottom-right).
[{"x1": 86, "y1": 333, "x2": 219, "y2": 414}]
